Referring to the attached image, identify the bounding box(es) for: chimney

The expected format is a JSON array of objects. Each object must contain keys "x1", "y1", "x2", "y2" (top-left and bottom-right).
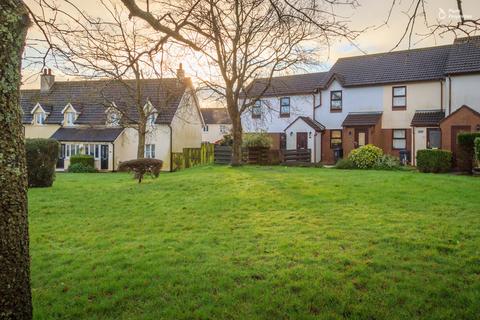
[
  {"x1": 176, "y1": 63, "x2": 185, "y2": 81},
  {"x1": 40, "y1": 68, "x2": 55, "y2": 93}
]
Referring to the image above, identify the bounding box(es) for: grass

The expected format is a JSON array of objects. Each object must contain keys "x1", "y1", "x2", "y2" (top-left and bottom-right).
[{"x1": 29, "y1": 166, "x2": 480, "y2": 319}]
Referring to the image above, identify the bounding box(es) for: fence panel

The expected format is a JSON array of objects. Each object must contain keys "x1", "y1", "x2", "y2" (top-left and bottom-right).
[
  {"x1": 281, "y1": 149, "x2": 311, "y2": 164},
  {"x1": 214, "y1": 145, "x2": 232, "y2": 164}
]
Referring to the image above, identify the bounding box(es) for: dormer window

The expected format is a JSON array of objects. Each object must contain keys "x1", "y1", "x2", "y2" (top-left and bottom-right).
[
  {"x1": 61, "y1": 103, "x2": 78, "y2": 126},
  {"x1": 147, "y1": 112, "x2": 157, "y2": 126},
  {"x1": 31, "y1": 103, "x2": 48, "y2": 125},
  {"x1": 107, "y1": 112, "x2": 121, "y2": 127},
  {"x1": 34, "y1": 112, "x2": 46, "y2": 125},
  {"x1": 65, "y1": 112, "x2": 76, "y2": 126}
]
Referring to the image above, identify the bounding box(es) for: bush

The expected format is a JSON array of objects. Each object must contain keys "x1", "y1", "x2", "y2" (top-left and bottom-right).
[
  {"x1": 242, "y1": 132, "x2": 272, "y2": 149},
  {"x1": 68, "y1": 163, "x2": 97, "y2": 173},
  {"x1": 334, "y1": 158, "x2": 357, "y2": 169},
  {"x1": 416, "y1": 149, "x2": 452, "y2": 173},
  {"x1": 347, "y1": 144, "x2": 383, "y2": 169},
  {"x1": 70, "y1": 154, "x2": 94, "y2": 168},
  {"x1": 25, "y1": 138, "x2": 59, "y2": 187},
  {"x1": 218, "y1": 134, "x2": 233, "y2": 146},
  {"x1": 118, "y1": 158, "x2": 163, "y2": 183},
  {"x1": 475, "y1": 137, "x2": 480, "y2": 163},
  {"x1": 373, "y1": 154, "x2": 401, "y2": 170},
  {"x1": 457, "y1": 132, "x2": 480, "y2": 172}
]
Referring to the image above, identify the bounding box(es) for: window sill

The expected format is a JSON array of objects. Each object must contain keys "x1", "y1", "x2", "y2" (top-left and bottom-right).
[
  {"x1": 392, "y1": 106, "x2": 407, "y2": 111},
  {"x1": 279, "y1": 114, "x2": 290, "y2": 118},
  {"x1": 330, "y1": 109, "x2": 342, "y2": 113}
]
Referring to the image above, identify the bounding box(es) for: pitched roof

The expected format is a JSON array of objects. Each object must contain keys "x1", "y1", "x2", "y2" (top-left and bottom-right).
[
  {"x1": 445, "y1": 36, "x2": 480, "y2": 74},
  {"x1": 321, "y1": 45, "x2": 452, "y2": 87},
  {"x1": 284, "y1": 116, "x2": 325, "y2": 132},
  {"x1": 21, "y1": 78, "x2": 189, "y2": 125},
  {"x1": 243, "y1": 72, "x2": 328, "y2": 98},
  {"x1": 201, "y1": 108, "x2": 231, "y2": 124},
  {"x1": 50, "y1": 127, "x2": 124, "y2": 142},
  {"x1": 342, "y1": 112, "x2": 382, "y2": 127},
  {"x1": 411, "y1": 110, "x2": 445, "y2": 127}
]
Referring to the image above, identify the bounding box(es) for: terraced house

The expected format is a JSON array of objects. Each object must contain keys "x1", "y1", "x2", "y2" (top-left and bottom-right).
[
  {"x1": 21, "y1": 69, "x2": 204, "y2": 171},
  {"x1": 242, "y1": 36, "x2": 480, "y2": 165}
]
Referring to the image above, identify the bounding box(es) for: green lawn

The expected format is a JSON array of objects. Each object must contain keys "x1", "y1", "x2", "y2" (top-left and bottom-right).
[{"x1": 29, "y1": 166, "x2": 480, "y2": 319}]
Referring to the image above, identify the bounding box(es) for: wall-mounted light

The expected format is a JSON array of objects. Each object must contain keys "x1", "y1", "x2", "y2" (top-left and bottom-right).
[
  {"x1": 349, "y1": 131, "x2": 352, "y2": 135},
  {"x1": 309, "y1": 132, "x2": 312, "y2": 138},
  {"x1": 290, "y1": 131, "x2": 293, "y2": 136}
]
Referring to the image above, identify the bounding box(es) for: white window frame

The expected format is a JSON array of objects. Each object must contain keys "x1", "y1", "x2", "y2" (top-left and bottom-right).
[
  {"x1": 219, "y1": 125, "x2": 227, "y2": 134},
  {"x1": 203, "y1": 125, "x2": 209, "y2": 132},
  {"x1": 65, "y1": 112, "x2": 76, "y2": 126},
  {"x1": 144, "y1": 144, "x2": 156, "y2": 159},
  {"x1": 34, "y1": 112, "x2": 46, "y2": 125},
  {"x1": 392, "y1": 129, "x2": 407, "y2": 150},
  {"x1": 252, "y1": 100, "x2": 262, "y2": 118}
]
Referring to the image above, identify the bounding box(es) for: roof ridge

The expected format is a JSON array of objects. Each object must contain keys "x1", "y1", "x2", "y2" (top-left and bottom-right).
[
  {"x1": 51, "y1": 77, "x2": 180, "y2": 85},
  {"x1": 252, "y1": 72, "x2": 329, "y2": 82},
  {"x1": 337, "y1": 44, "x2": 453, "y2": 61}
]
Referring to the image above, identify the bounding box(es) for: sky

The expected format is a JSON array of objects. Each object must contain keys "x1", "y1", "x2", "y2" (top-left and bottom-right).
[{"x1": 22, "y1": 0, "x2": 480, "y2": 90}]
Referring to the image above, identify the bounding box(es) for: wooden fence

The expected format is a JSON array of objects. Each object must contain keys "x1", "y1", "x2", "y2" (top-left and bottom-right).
[
  {"x1": 172, "y1": 143, "x2": 214, "y2": 171},
  {"x1": 281, "y1": 149, "x2": 311, "y2": 164},
  {"x1": 214, "y1": 145, "x2": 232, "y2": 164}
]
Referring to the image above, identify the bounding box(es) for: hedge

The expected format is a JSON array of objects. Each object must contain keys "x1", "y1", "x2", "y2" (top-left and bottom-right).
[
  {"x1": 25, "y1": 138, "x2": 59, "y2": 187},
  {"x1": 457, "y1": 132, "x2": 480, "y2": 172},
  {"x1": 68, "y1": 163, "x2": 97, "y2": 173},
  {"x1": 475, "y1": 137, "x2": 480, "y2": 162},
  {"x1": 118, "y1": 158, "x2": 163, "y2": 183},
  {"x1": 70, "y1": 154, "x2": 95, "y2": 168},
  {"x1": 416, "y1": 149, "x2": 452, "y2": 173}
]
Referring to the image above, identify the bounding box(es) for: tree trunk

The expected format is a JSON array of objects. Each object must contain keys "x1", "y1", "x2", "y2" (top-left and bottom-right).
[
  {"x1": 229, "y1": 108, "x2": 243, "y2": 166},
  {"x1": 137, "y1": 124, "x2": 146, "y2": 159},
  {"x1": 0, "y1": 1, "x2": 33, "y2": 319}
]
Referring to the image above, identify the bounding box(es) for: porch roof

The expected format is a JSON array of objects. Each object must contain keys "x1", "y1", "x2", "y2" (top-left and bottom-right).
[
  {"x1": 411, "y1": 110, "x2": 445, "y2": 127},
  {"x1": 50, "y1": 127, "x2": 124, "y2": 142},
  {"x1": 342, "y1": 112, "x2": 382, "y2": 127},
  {"x1": 284, "y1": 116, "x2": 325, "y2": 132}
]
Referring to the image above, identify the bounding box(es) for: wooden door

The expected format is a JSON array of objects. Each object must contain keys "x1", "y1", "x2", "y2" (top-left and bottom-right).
[
  {"x1": 355, "y1": 128, "x2": 369, "y2": 148},
  {"x1": 451, "y1": 125, "x2": 470, "y2": 166},
  {"x1": 296, "y1": 132, "x2": 308, "y2": 150},
  {"x1": 57, "y1": 144, "x2": 65, "y2": 169}
]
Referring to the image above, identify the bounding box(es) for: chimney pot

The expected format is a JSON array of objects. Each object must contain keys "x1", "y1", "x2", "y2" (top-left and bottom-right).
[
  {"x1": 40, "y1": 68, "x2": 55, "y2": 93},
  {"x1": 48, "y1": 68, "x2": 52, "y2": 75}
]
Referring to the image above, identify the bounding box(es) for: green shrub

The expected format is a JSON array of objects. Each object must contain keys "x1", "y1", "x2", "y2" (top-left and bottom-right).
[
  {"x1": 242, "y1": 132, "x2": 272, "y2": 149},
  {"x1": 347, "y1": 144, "x2": 383, "y2": 169},
  {"x1": 416, "y1": 149, "x2": 452, "y2": 173},
  {"x1": 334, "y1": 158, "x2": 357, "y2": 169},
  {"x1": 25, "y1": 138, "x2": 59, "y2": 187},
  {"x1": 457, "y1": 132, "x2": 480, "y2": 172},
  {"x1": 68, "y1": 163, "x2": 97, "y2": 173},
  {"x1": 373, "y1": 154, "x2": 401, "y2": 170},
  {"x1": 218, "y1": 134, "x2": 233, "y2": 146},
  {"x1": 70, "y1": 154, "x2": 95, "y2": 168},
  {"x1": 118, "y1": 158, "x2": 163, "y2": 183},
  {"x1": 475, "y1": 137, "x2": 480, "y2": 163}
]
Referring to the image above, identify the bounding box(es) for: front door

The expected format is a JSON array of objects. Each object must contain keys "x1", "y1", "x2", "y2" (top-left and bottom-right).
[
  {"x1": 57, "y1": 144, "x2": 65, "y2": 169},
  {"x1": 451, "y1": 125, "x2": 471, "y2": 166},
  {"x1": 355, "y1": 128, "x2": 369, "y2": 148},
  {"x1": 296, "y1": 132, "x2": 308, "y2": 149},
  {"x1": 100, "y1": 144, "x2": 109, "y2": 170}
]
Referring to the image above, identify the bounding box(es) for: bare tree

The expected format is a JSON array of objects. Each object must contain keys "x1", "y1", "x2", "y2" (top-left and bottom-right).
[
  {"x1": 384, "y1": 0, "x2": 479, "y2": 49},
  {"x1": 0, "y1": 0, "x2": 33, "y2": 318},
  {"x1": 119, "y1": 0, "x2": 360, "y2": 165},
  {"x1": 26, "y1": 0, "x2": 183, "y2": 159}
]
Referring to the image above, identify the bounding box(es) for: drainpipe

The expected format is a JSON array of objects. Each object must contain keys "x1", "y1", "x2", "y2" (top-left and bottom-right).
[
  {"x1": 440, "y1": 80, "x2": 444, "y2": 112},
  {"x1": 448, "y1": 76, "x2": 452, "y2": 115},
  {"x1": 312, "y1": 92, "x2": 316, "y2": 120},
  {"x1": 112, "y1": 142, "x2": 115, "y2": 172},
  {"x1": 169, "y1": 124, "x2": 173, "y2": 172}
]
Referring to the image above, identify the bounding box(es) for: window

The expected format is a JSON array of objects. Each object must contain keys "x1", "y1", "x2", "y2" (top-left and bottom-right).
[
  {"x1": 280, "y1": 133, "x2": 287, "y2": 150},
  {"x1": 220, "y1": 125, "x2": 228, "y2": 134},
  {"x1": 203, "y1": 125, "x2": 209, "y2": 132},
  {"x1": 427, "y1": 128, "x2": 441, "y2": 149},
  {"x1": 280, "y1": 97, "x2": 290, "y2": 117},
  {"x1": 34, "y1": 112, "x2": 46, "y2": 125},
  {"x1": 107, "y1": 112, "x2": 120, "y2": 127},
  {"x1": 330, "y1": 130, "x2": 342, "y2": 148},
  {"x1": 392, "y1": 129, "x2": 407, "y2": 149},
  {"x1": 95, "y1": 144, "x2": 100, "y2": 159},
  {"x1": 330, "y1": 91, "x2": 342, "y2": 111},
  {"x1": 147, "y1": 113, "x2": 157, "y2": 126},
  {"x1": 65, "y1": 112, "x2": 76, "y2": 126},
  {"x1": 392, "y1": 86, "x2": 407, "y2": 109},
  {"x1": 145, "y1": 144, "x2": 155, "y2": 158},
  {"x1": 252, "y1": 100, "x2": 261, "y2": 119}
]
